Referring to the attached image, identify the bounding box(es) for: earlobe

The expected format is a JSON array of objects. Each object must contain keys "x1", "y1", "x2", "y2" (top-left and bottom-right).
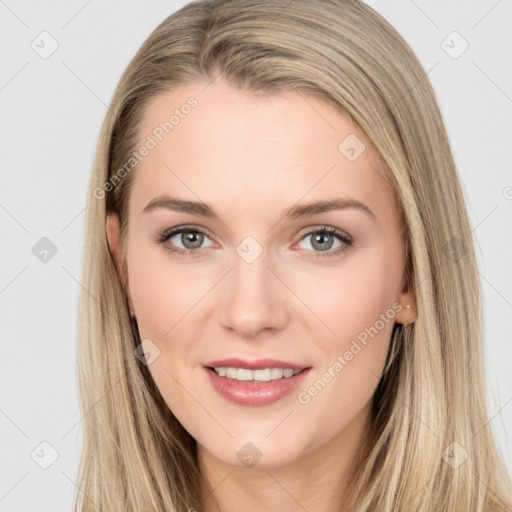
[
  {"x1": 394, "y1": 271, "x2": 417, "y2": 325},
  {"x1": 106, "y1": 212, "x2": 136, "y2": 317},
  {"x1": 395, "y1": 302, "x2": 417, "y2": 325}
]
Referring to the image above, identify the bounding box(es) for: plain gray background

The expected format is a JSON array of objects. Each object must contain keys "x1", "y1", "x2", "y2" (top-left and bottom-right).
[{"x1": 1, "y1": 1, "x2": 511, "y2": 510}]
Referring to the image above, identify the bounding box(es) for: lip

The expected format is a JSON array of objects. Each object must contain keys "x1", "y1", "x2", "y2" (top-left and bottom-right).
[
  {"x1": 203, "y1": 362, "x2": 312, "y2": 407},
  {"x1": 203, "y1": 358, "x2": 308, "y2": 371}
]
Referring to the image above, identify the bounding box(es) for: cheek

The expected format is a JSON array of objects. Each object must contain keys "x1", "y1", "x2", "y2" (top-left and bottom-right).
[
  {"x1": 305, "y1": 256, "x2": 401, "y2": 347},
  {"x1": 126, "y1": 241, "x2": 207, "y2": 340},
  {"x1": 126, "y1": 247, "x2": 201, "y2": 417},
  {"x1": 297, "y1": 256, "x2": 401, "y2": 405}
]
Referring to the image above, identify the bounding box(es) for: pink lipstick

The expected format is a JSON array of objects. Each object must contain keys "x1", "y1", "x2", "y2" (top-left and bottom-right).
[{"x1": 203, "y1": 358, "x2": 311, "y2": 407}]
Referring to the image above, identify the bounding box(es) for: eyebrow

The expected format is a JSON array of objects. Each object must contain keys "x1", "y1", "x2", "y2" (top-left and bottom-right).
[{"x1": 142, "y1": 195, "x2": 375, "y2": 220}]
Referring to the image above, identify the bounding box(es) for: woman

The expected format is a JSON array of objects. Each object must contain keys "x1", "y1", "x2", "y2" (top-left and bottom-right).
[{"x1": 74, "y1": 0, "x2": 512, "y2": 510}]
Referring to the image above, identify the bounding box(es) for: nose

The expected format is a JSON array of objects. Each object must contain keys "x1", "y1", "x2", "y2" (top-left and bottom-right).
[{"x1": 219, "y1": 248, "x2": 289, "y2": 338}]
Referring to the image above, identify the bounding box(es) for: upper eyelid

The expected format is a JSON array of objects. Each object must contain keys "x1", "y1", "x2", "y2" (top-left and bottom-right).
[{"x1": 161, "y1": 225, "x2": 213, "y2": 241}]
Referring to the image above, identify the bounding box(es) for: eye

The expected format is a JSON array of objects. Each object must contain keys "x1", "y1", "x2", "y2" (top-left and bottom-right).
[
  {"x1": 156, "y1": 225, "x2": 215, "y2": 256},
  {"x1": 156, "y1": 224, "x2": 353, "y2": 259},
  {"x1": 295, "y1": 226, "x2": 352, "y2": 258}
]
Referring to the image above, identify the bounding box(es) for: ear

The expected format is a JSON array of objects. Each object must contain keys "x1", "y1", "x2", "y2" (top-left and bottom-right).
[
  {"x1": 394, "y1": 269, "x2": 417, "y2": 325},
  {"x1": 106, "y1": 212, "x2": 136, "y2": 317}
]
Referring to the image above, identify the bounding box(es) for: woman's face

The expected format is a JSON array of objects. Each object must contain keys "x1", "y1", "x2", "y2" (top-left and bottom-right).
[{"x1": 107, "y1": 77, "x2": 415, "y2": 471}]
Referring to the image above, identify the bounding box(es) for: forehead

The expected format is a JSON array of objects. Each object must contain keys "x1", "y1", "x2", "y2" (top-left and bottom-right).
[{"x1": 129, "y1": 78, "x2": 397, "y2": 221}]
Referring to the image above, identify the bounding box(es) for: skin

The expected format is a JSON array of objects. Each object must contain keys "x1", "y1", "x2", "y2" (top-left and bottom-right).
[{"x1": 106, "y1": 77, "x2": 417, "y2": 512}]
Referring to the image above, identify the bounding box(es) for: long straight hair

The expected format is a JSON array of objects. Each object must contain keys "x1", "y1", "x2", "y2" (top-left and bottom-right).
[{"x1": 74, "y1": 1, "x2": 512, "y2": 510}]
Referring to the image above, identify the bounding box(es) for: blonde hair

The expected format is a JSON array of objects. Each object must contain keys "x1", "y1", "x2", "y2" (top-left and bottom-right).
[{"x1": 74, "y1": 1, "x2": 512, "y2": 510}]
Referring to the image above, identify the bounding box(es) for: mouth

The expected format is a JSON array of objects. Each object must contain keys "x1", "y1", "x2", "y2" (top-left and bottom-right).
[{"x1": 203, "y1": 358, "x2": 312, "y2": 406}]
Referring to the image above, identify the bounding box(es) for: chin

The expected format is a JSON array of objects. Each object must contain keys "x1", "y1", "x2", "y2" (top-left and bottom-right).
[{"x1": 198, "y1": 429, "x2": 312, "y2": 470}]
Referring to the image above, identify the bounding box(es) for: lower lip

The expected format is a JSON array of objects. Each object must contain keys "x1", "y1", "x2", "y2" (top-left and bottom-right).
[{"x1": 204, "y1": 367, "x2": 311, "y2": 407}]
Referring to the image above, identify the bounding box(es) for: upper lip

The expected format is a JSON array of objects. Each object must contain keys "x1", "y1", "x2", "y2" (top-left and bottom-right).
[{"x1": 203, "y1": 358, "x2": 310, "y2": 371}]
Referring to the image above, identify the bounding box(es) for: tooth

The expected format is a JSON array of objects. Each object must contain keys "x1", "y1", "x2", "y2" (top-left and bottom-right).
[
  {"x1": 253, "y1": 369, "x2": 272, "y2": 381},
  {"x1": 270, "y1": 368, "x2": 284, "y2": 379},
  {"x1": 226, "y1": 367, "x2": 237, "y2": 379},
  {"x1": 214, "y1": 366, "x2": 303, "y2": 380},
  {"x1": 236, "y1": 368, "x2": 254, "y2": 380}
]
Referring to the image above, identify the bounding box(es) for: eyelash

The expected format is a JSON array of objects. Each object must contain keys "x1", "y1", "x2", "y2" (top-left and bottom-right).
[{"x1": 156, "y1": 225, "x2": 353, "y2": 259}]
